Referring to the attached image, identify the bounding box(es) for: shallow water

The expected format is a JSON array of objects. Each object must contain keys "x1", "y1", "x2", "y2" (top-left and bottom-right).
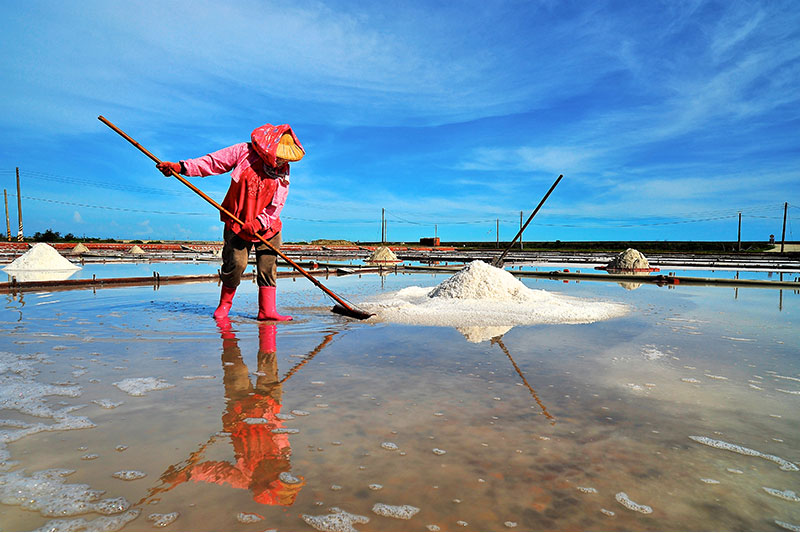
[{"x1": 1, "y1": 271, "x2": 798, "y2": 531}]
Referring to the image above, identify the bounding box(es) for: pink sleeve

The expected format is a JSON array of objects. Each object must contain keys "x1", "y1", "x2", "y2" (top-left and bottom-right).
[
  {"x1": 257, "y1": 180, "x2": 290, "y2": 231},
  {"x1": 182, "y1": 143, "x2": 248, "y2": 177}
]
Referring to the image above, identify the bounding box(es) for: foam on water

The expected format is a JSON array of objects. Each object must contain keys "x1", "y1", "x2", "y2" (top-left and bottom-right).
[
  {"x1": 237, "y1": 512, "x2": 264, "y2": 523},
  {"x1": 35, "y1": 509, "x2": 141, "y2": 532},
  {"x1": 111, "y1": 470, "x2": 146, "y2": 481},
  {"x1": 776, "y1": 520, "x2": 800, "y2": 532},
  {"x1": 615, "y1": 492, "x2": 652, "y2": 514},
  {"x1": 0, "y1": 468, "x2": 132, "y2": 522},
  {"x1": 689, "y1": 436, "x2": 799, "y2": 471},
  {"x1": 0, "y1": 352, "x2": 95, "y2": 469},
  {"x1": 763, "y1": 487, "x2": 800, "y2": 502},
  {"x1": 372, "y1": 503, "x2": 420, "y2": 520},
  {"x1": 302, "y1": 507, "x2": 370, "y2": 532},
  {"x1": 360, "y1": 261, "x2": 627, "y2": 337},
  {"x1": 113, "y1": 377, "x2": 174, "y2": 396},
  {"x1": 147, "y1": 512, "x2": 179, "y2": 527},
  {"x1": 92, "y1": 399, "x2": 123, "y2": 409},
  {"x1": 279, "y1": 472, "x2": 302, "y2": 484}
]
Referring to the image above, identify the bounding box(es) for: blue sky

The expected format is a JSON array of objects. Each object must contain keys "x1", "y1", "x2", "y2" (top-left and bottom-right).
[{"x1": 1, "y1": 0, "x2": 798, "y2": 243}]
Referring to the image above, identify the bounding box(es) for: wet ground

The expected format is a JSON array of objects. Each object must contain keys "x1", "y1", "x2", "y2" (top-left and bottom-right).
[{"x1": 1, "y1": 269, "x2": 798, "y2": 531}]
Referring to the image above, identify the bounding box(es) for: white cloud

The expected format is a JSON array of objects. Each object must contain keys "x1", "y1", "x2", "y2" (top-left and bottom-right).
[{"x1": 73, "y1": 211, "x2": 83, "y2": 223}]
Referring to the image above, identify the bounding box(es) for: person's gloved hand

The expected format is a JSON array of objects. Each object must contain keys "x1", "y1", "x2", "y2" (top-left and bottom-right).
[
  {"x1": 156, "y1": 161, "x2": 182, "y2": 176},
  {"x1": 239, "y1": 218, "x2": 263, "y2": 239}
]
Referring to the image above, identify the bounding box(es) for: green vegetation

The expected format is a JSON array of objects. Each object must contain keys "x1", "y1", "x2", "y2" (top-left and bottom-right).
[{"x1": 25, "y1": 228, "x2": 118, "y2": 243}]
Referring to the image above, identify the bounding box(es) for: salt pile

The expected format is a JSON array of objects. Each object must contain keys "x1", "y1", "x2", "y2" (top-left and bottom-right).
[
  {"x1": 606, "y1": 248, "x2": 650, "y2": 271},
  {"x1": 3, "y1": 243, "x2": 81, "y2": 282},
  {"x1": 70, "y1": 242, "x2": 90, "y2": 255},
  {"x1": 3, "y1": 243, "x2": 80, "y2": 271},
  {"x1": 128, "y1": 245, "x2": 146, "y2": 255},
  {"x1": 368, "y1": 246, "x2": 400, "y2": 263},
  {"x1": 360, "y1": 261, "x2": 627, "y2": 342}
]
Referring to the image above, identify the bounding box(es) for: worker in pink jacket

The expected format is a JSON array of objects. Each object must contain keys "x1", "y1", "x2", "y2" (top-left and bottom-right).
[{"x1": 157, "y1": 124, "x2": 304, "y2": 321}]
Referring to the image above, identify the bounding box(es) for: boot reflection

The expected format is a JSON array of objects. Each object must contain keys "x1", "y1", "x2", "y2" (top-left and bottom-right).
[{"x1": 159, "y1": 320, "x2": 303, "y2": 506}]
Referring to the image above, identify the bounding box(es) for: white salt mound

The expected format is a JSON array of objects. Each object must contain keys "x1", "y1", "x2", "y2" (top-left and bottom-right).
[
  {"x1": 128, "y1": 245, "x2": 146, "y2": 255},
  {"x1": 368, "y1": 246, "x2": 399, "y2": 263},
  {"x1": 606, "y1": 248, "x2": 649, "y2": 270},
  {"x1": 361, "y1": 260, "x2": 627, "y2": 341},
  {"x1": 3, "y1": 243, "x2": 80, "y2": 271},
  {"x1": 428, "y1": 261, "x2": 529, "y2": 301}
]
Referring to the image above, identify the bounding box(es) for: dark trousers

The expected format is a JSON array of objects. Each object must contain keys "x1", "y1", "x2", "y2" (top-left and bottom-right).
[{"x1": 220, "y1": 227, "x2": 281, "y2": 288}]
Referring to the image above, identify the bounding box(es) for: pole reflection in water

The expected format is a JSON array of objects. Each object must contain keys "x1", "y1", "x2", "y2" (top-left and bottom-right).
[
  {"x1": 139, "y1": 319, "x2": 337, "y2": 508},
  {"x1": 490, "y1": 336, "x2": 556, "y2": 424}
]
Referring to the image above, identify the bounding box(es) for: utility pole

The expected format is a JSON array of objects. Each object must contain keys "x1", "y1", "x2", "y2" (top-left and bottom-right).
[
  {"x1": 519, "y1": 211, "x2": 523, "y2": 250},
  {"x1": 16, "y1": 167, "x2": 23, "y2": 241},
  {"x1": 4, "y1": 189, "x2": 10, "y2": 241},
  {"x1": 780, "y1": 202, "x2": 788, "y2": 253},
  {"x1": 381, "y1": 208, "x2": 385, "y2": 244},
  {"x1": 737, "y1": 212, "x2": 741, "y2": 251},
  {"x1": 434, "y1": 224, "x2": 437, "y2": 240},
  {"x1": 496, "y1": 218, "x2": 499, "y2": 248}
]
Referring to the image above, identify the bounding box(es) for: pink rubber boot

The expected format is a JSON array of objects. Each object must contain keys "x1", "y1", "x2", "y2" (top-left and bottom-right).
[
  {"x1": 257, "y1": 286, "x2": 292, "y2": 321},
  {"x1": 213, "y1": 285, "x2": 236, "y2": 319}
]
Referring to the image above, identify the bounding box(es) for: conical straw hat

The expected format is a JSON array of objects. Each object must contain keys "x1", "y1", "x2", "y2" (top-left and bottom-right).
[{"x1": 276, "y1": 133, "x2": 305, "y2": 162}]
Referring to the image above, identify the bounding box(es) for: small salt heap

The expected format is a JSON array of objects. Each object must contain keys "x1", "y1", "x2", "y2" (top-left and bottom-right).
[
  {"x1": 605, "y1": 248, "x2": 650, "y2": 271},
  {"x1": 128, "y1": 245, "x2": 146, "y2": 255},
  {"x1": 368, "y1": 246, "x2": 400, "y2": 264},
  {"x1": 70, "y1": 242, "x2": 90, "y2": 255},
  {"x1": 3, "y1": 243, "x2": 81, "y2": 282}
]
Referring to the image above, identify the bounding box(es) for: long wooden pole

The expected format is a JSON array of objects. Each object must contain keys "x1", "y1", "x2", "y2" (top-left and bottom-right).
[
  {"x1": 780, "y1": 202, "x2": 788, "y2": 253},
  {"x1": 98, "y1": 116, "x2": 372, "y2": 319},
  {"x1": 493, "y1": 174, "x2": 563, "y2": 266},
  {"x1": 4, "y1": 189, "x2": 10, "y2": 241},
  {"x1": 16, "y1": 167, "x2": 22, "y2": 242}
]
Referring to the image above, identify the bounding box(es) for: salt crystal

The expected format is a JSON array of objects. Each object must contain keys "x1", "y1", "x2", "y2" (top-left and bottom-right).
[
  {"x1": 432, "y1": 448, "x2": 446, "y2": 455},
  {"x1": 381, "y1": 442, "x2": 399, "y2": 451}
]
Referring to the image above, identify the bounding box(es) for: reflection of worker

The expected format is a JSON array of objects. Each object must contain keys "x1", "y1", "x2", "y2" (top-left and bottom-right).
[
  {"x1": 157, "y1": 124, "x2": 304, "y2": 321},
  {"x1": 159, "y1": 318, "x2": 304, "y2": 505}
]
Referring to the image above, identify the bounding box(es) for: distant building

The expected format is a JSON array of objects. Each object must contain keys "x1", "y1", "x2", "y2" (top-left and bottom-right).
[{"x1": 419, "y1": 237, "x2": 440, "y2": 247}]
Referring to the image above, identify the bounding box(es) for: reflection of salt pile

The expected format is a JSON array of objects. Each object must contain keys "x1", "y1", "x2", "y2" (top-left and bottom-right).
[
  {"x1": 3, "y1": 243, "x2": 81, "y2": 282},
  {"x1": 361, "y1": 260, "x2": 627, "y2": 342},
  {"x1": 368, "y1": 246, "x2": 400, "y2": 263},
  {"x1": 606, "y1": 248, "x2": 649, "y2": 271}
]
